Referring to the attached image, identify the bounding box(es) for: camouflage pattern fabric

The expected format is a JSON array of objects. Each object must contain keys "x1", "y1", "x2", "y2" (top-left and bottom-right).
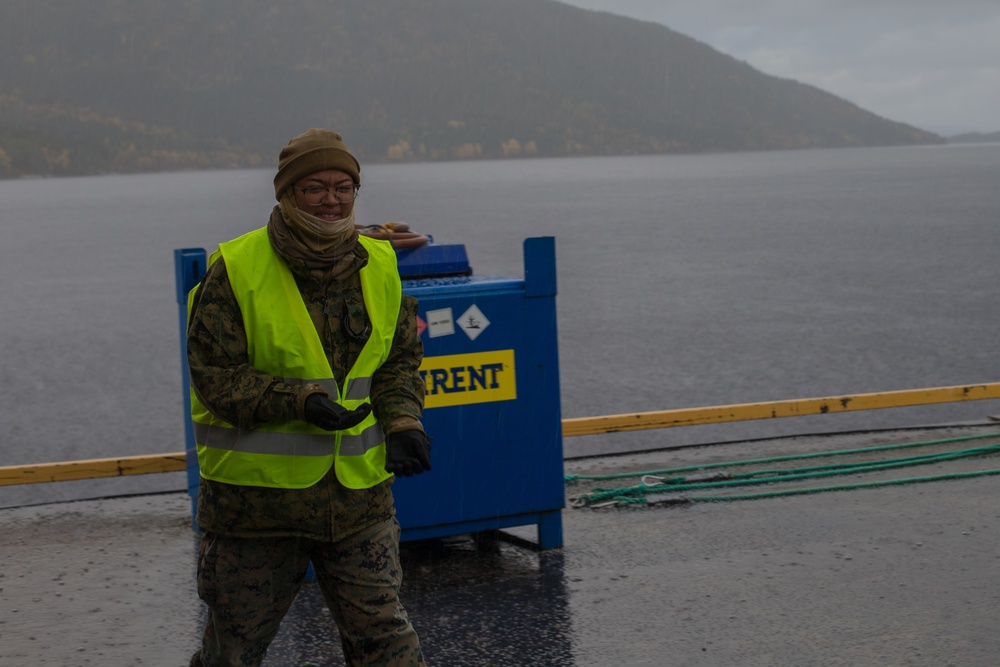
[
  {"x1": 186, "y1": 225, "x2": 426, "y2": 664},
  {"x1": 190, "y1": 519, "x2": 424, "y2": 667},
  {"x1": 187, "y1": 236, "x2": 424, "y2": 436},
  {"x1": 186, "y1": 232, "x2": 424, "y2": 538},
  {"x1": 195, "y1": 469, "x2": 395, "y2": 543}
]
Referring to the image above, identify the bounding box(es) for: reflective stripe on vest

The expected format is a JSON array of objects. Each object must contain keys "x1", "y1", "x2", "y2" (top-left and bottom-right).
[
  {"x1": 194, "y1": 420, "x2": 386, "y2": 457},
  {"x1": 189, "y1": 228, "x2": 402, "y2": 490},
  {"x1": 344, "y1": 376, "x2": 373, "y2": 401}
]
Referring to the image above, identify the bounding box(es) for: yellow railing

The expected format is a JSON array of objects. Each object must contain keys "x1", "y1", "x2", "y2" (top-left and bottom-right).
[
  {"x1": 0, "y1": 453, "x2": 187, "y2": 487},
  {"x1": 3, "y1": 383, "x2": 1000, "y2": 487},
  {"x1": 562, "y1": 383, "x2": 1000, "y2": 436}
]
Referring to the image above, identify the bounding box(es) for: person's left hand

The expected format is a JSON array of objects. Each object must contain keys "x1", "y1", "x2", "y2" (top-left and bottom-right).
[{"x1": 385, "y1": 430, "x2": 432, "y2": 477}]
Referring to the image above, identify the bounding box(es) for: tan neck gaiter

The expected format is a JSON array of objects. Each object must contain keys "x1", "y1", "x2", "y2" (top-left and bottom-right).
[{"x1": 278, "y1": 192, "x2": 357, "y2": 254}]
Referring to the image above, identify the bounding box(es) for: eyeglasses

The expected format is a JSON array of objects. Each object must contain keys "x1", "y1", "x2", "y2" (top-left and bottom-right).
[{"x1": 296, "y1": 184, "x2": 359, "y2": 205}]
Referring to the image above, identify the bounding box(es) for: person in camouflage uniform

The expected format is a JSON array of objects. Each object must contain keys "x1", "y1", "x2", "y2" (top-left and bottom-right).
[{"x1": 187, "y1": 129, "x2": 431, "y2": 667}]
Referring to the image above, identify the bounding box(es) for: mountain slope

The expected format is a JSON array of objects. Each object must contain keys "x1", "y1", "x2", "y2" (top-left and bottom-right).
[{"x1": 0, "y1": 0, "x2": 942, "y2": 177}]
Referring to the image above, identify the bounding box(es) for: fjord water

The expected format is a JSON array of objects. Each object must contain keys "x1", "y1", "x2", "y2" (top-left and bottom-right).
[{"x1": 2, "y1": 144, "x2": 998, "y2": 508}]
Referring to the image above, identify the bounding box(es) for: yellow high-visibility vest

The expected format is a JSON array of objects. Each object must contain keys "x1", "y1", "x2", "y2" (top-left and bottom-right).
[{"x1": 189, "y1": 227, "x2": 401, "y2": 489}]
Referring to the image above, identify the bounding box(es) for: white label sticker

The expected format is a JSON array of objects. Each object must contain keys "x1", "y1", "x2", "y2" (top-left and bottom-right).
[
  {"x1": 458, "y1": 304, "x2": 490, "y2": 341},
  {"x1": 426, "y1": 308, "x2": 455, "y2": 338}
]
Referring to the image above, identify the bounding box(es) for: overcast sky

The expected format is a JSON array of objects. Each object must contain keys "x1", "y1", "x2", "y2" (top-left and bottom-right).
[{"x1": 556, "y1": 0, "x2": 1000, "y2": 135}]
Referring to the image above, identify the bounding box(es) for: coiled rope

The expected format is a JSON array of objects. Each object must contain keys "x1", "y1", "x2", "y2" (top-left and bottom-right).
[
  {"x1": 356, "y1": 222, "x2": 429, "y2": 249},
  {"x1": 567, "y1": 432, "x2": 1000, "y2": 508}
]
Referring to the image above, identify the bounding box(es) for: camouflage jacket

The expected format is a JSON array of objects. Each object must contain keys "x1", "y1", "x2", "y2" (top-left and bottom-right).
[{"x1": 187, "y1": 229, "x2": 424, "y2": 540}]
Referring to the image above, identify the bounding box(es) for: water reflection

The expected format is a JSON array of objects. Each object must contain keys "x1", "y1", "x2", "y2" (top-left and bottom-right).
[{"x1": 259, "y1": 532, "x2": 573, "y2": 666}]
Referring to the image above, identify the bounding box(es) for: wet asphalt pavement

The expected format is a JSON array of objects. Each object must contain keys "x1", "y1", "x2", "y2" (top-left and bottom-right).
[{"x1": 3, "y1": 424, "x2": 1000, "y2": 666}]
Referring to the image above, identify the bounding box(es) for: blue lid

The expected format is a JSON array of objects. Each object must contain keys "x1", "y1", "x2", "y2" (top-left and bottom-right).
[{"x1": 396, "y1": 243, "x2": 471, "y2": 279}]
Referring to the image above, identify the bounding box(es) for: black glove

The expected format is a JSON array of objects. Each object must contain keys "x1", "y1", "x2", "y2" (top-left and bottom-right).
[
  {"x1": 303, "y1": 394, "x2": 372, "y2": 431},
  {"x1": 385, "y1": 430, "x2": 432, "y2": 477}
]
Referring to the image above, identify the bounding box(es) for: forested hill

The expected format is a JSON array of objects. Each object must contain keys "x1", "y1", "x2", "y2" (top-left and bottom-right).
[{"x1": 0, "y1": 0, "x2": 942, "y2": 178}]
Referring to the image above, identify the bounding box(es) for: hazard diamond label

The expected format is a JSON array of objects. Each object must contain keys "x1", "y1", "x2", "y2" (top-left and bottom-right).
[{"x1": 457, "y1": 304, "x2": 489, "y2": 341}]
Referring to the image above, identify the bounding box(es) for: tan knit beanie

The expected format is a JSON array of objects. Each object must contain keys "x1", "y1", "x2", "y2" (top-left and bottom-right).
[{"x1": 273, "y1": 129, "x2": 361, "y2": 200}]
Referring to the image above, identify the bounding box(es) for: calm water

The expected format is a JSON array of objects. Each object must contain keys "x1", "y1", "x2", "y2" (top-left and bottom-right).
[{"x1": 2, "y1": 144, "x2": 999, "y2": 508}]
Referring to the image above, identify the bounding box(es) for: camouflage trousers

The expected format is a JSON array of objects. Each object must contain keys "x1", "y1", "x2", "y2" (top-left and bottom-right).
[{"x1": 189, "y1": 518, "x2": 424, "y2": 667}]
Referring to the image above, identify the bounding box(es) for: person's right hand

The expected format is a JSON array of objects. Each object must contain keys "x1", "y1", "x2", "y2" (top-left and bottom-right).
[
  {"x1": 385, "y1": 430, "x2": 432, "y2": 477},
  {"x1": 303, "y1": 394, "x2": 372, "y2": 431}
]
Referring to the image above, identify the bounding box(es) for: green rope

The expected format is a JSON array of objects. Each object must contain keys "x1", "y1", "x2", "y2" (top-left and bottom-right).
[
  {"x1": 668, "y1": 468, "x2": 1000, "y2": 505},
  {"x1": 729, "y1": 443, "x2": 1000, "y2": 483},
  {"x1": 565, "y1": 431, "x2": 1000, "y2": 484},
  {"x1": 569, "y1": 432, "x2": 1000, "y2": 508}
]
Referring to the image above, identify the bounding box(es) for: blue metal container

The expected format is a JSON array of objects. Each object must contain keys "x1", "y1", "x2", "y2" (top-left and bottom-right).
[
  {"x1": 394, "y1": 237, "x2": 564, "y2": 549},
  {"x1": 173, "y1": 247, "x2": 207, "y2": 521},
  {"x1": 174, "y1": 237, "x2": 563, "y2": 549}
]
